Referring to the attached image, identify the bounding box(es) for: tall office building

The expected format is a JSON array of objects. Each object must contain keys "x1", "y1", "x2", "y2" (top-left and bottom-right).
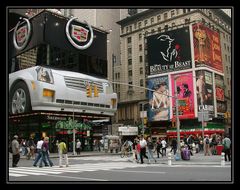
[{"x1": 116, "y1": 9, "x2": 231, "y2": 138}]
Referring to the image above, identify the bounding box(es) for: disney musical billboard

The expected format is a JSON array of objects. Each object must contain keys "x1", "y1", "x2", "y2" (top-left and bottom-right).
[
  {"x1": 147, "y1": 26, "x2": 192, "y2": 75},
  {"x1": 215, "y1": 74, "x2": 225, "y2": 113},
  {"x1": 147, "y1": 76, "x2": 170, "y2": 121},
  {"x1": 192, "y1": 23, "x2": 223, "y2": 73},
  {"x1": 171, "y1": 72, "x2": 195, "y2": 120}
]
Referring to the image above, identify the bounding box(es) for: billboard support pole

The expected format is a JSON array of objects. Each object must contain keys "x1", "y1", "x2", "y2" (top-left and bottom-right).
[{"x1": 174, "y1": 76, "x2": 181, "y2": 159}]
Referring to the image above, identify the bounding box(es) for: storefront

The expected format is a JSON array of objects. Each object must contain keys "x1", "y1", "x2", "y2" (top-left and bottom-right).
[
  {"x1": 166, "y1": 122, "x2": 225, "y2": 139},
  {"x1": 9, "y1": 111, "x2": 109, "y2": 152},
  {"x1": 118, "y1": 126, "x2": 138, "y2": 142}
]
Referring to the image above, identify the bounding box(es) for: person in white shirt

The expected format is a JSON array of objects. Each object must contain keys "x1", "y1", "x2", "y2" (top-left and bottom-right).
[
  {"x1": 76, "y1": 139, "x2": 81, "y2": 155},
  {"x1": 33, "y1": 138, "x2": 48, "y2": 167},
  {"x1": 161, "y1": 138, "x2": 167, "y2": 156},
  {"x1": 139, "y1": 135, "x2": 148, "y2": 164}
]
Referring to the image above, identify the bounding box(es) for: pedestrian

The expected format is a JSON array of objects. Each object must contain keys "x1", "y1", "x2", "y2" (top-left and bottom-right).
[
  {"x1": 76, "y1": 139, "x2": 81, "y2": 155},
  {"x1": 40, "y1": 137, "x2": 53, "y2": 167},
  {"x1": 11, "y1": 135, "x2": 20, "y2": 167},
  {"x1": 33, "y1": 137, "x2": 49, "y2": 167},
  {"x1": 222, "y1": 135, "x2": 231, "y2": 162},
  {"x1": 170, "y1": 138, "x2": 177, "y2": 155},
  {"x1": 134, "y1": 138, "x2": 141, "y2": 163},
  {"x1": 139, "y1": 135, "x2": 148, "y2": 164},
  {"x1": 20, "y1": 139, "x2": 27, "y2": 156},
  {"x1": 156, "y1": 138, "x2": 162, "y2": 158},
  {"x1": 204, "y1": 135, "x2": 211, "y2": 156},
  {"x1": 59, "y1": 139, "x2": 69, "y2": 167},
  {"x1": 161, "y1": 138, "x2": 167, "y2": 157},
  {"x1": 26, "y1": 137, "x2": 36, "y2": 160},
  {"x1": 132, "y1": 138, "x2": 138, "y2": 162},
  {"x1": 187, "y1": 135, "x2": 193, "y2": 156},
  {"x1": 199, "y1": 136, "x2": 204, "y2": 152},
  {"x1": 147, "y1": 136, "x2": 157, "y2": 164}
]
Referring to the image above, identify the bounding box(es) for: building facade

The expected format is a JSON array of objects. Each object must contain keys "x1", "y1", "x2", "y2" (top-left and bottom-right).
[{"x1": 116, "y1": 9, "x2": 231, "y2": 138}]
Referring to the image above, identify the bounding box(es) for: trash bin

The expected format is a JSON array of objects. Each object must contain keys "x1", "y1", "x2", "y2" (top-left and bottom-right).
[{"x1": 216, "y1": 145, "x2": 224, "y2": 155}]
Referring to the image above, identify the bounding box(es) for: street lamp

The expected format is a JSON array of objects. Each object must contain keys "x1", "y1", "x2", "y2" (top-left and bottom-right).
[
  {"x1": 138, "y1": 101, "x2": 148, "y2": 135},
  {"x1": 72, "y1": 103, "x2": 76, "y2": 155}
]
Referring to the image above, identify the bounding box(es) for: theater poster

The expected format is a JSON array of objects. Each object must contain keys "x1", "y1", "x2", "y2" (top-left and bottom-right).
[
  {"x1": 147, "y1": 76, "x2": 170, "y2": 121},
  {"x1": 193, "y1": 23, "x2": 223, "y2": 73},
  {"x1": 147, "y1": 26, "x2": 192, "y2": 75},
  {"x1": 171, "y1": 72, "x2": 195, "y2": 119},
  {"x1": 195, "y1": 70, "x2": 214, "y2": 115},
  {"x1": 215, "y1": 74, "x2": 225, "y2": 113}
]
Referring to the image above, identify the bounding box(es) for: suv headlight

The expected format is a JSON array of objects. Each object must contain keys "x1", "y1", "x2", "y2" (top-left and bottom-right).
[{"x1": 36, "y1": 67, "x2": 54, "y2": 84}]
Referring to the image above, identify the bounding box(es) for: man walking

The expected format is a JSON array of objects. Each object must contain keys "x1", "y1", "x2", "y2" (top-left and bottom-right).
[
  {"x1": 222, "y1": 135, "x2": 231, "y2": 162},
  {"x1": 33, "y1": 137, "x2": 48, "y2": 167},
  {"x1": 139, "y1": 135, "x2": 148, "y2": 164},
  {"x1": 204, "y1": 135, "x2": 211, "y2": 156},
  {"x1": 11, "y1": 135, "x2": 20, "y2": 167},
  {"x1": 161, "y1": 138, "x2": 167, "y2": 157}
]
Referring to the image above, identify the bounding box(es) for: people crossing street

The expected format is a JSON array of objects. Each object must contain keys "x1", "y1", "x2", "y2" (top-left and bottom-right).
[
  {"x1": 11, "y1": 135, "x2": 20, "y2": 167},
  {"x1": 58, "y1": 139, "x2": 69, "y2": 167},
  {"x1": 147, "y1": 136, "x2": 157, "y2": 164},
  {"x1": 139, "y1": 135, "x2": 148, "y2": 164},
  {"x1": 33, "y1": 138, "x2": 49, "y2": 167}
]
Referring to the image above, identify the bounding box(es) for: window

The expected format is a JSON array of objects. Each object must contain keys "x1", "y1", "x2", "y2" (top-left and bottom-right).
[
  {"x1": 176, "y1": 9, "x2": 179, "y2": 15},
  {"x1": 140, "y1": 79, "x2": 144, "y2": 87},
  {"x1": 224, "y1": 43, "x2": 226, "y2": 50},
  {"x1": 164, "y1": 25, "x2": 168, "y2": 31},
  {"x1": 139, "y1": 56, "x2": 143, "y2": 63},
  {"x1": 139, "y1": 33, "x2": 142, "y2": 40},
  {"x1": 223, "y1": 33, "x2": 225, "y2": 39},
  {"x1": 158, "y1": 27, "x2": 161, "y2": 32},
  {"x1": 183, "y1": 9, "x2": 186, "y2": 14},
  {"x1": 140, "y1": 67, "x2": 143, "y2": 74},
  {"x1": 225, "y1": 54, "x2": 227, "y2": 61},
  {"x1": 209, "y1": 12, "x2": 212, "y2": 18},
  {"x1": 118, "y1": 73, "x2": 120, "y2": 79},
  {"x1": 134, "y1": 23, "x2": 137, "y2": 29},
  {"x1": 129, "y1": 82, "x2": 133, "y2": 90},
  {"x1": 128, "y1": 70, "x2": 132, "y2": 77},
  {"x1": 172, "y1": 22, "x2": 176, "y2": 27},
  {"x1": 127, "y1": 37, "x2": 132, "y2": 44},
  {"x1": 226, "y1": 66, "x2": 229, "y2": 74},
  {"x1": 151, "y1": 17, "x2": 154, "y2": 24},
  {"x1": 164, "y1": 12, "x2": 168, "y2": 20},
  {"x1": 139, "y1": 44, "x2": 142, "y2": 51},
  {"x1": 227, "y1": 46, "x2": 229, "y2": 52},
  {"x1": 144, "y1": 19, "x2": 148, "y2": 26},
  {"x1": 129, "y1": 25, "x2": 132, "y2": 32},
  {"x1": 138, "y1": 21, "x2": 142, "y2": 28},
  {"x1": 121, "y1": 28, "x2": 124, "y2": 34},
  {"x1": 157, "y1": 15, "x2": 161, "y2": 22},
  {"x1": 126, "y1": 26, "x2": 129, "y2": 33},
  {"x1": 171, "y1": 10, "x2": 175, "y2": 18},
  {"x1": 185, "y1": 18, "x2": 190, "y2": 24},
  {"x1": 226, "y1": 34, "x2": 228, "y2": 42},
  {"x1": 115, "y1": 73, "x2": 118, "y2": 79},
  {"x1": 228, "y1": 56, "x2": 230, "y2": 62},
  {"x1": 128, "y1": 59, "x2": 132, "y2": 65}
]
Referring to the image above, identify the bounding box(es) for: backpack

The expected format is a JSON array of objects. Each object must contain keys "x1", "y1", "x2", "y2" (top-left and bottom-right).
[
  {"x1": 62, "y1": 143, "x2": 68, "y2": 154},
  {"x1": 205, "y1": 138, "x2": 209, "y2": 144}
]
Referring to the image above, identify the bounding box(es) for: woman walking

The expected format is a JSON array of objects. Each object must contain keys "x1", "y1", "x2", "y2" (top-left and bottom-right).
[
  {"x1": 58, "y1": 139, "x2": 69, "y2": 167},
  {"x1": 39, "y1": 137, "x2": 54, "y2": 167},
  {"x1": 147, "y1": 136, "x2": 157, "y2": 164}
]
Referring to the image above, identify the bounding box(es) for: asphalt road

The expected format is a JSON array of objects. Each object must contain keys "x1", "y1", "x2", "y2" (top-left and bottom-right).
[{"x1": 7, "y1": 155, "x2": 232, "y2": 183}]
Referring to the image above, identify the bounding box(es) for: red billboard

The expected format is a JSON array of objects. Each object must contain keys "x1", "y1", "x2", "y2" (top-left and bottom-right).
[
  {"x1": 215, "y1": 74, "x2": 224, "y2": 101},
  {"x1": 171, "y1": 72, "x2": 195, "y2": 119},
  {"x1": 192, "y1": 23, "x2": 223, "y2": 73}
]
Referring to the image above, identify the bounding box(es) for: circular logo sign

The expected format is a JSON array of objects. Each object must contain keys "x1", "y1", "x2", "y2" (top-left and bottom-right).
[
  {"x1": 13, "y1": 18, "x2": 31, "y2": 51},
  {"x1": 65, "y1": 17, "x2": 94, "y2": 50}
]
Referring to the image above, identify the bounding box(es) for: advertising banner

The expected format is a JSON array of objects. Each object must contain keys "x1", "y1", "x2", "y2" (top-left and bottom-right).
[
  {"x1": 215, "y1": 74, "x2": 225, "y2": 113},
  {"x1": 192, "y1": 23, "x2": 223, "y2": 73},
  {"x1": 147, "y1": 76, "x2": 170, "y2": 121},
  {"x1": 215, "y1": 74, "x2": 225, "y2": 101},
  {"x1": 195, "y1": 70, "x2": 214, "y2": 115},
  {"x1": 147, "y1": 27, "x2": 192, "y2": 75},
  {"x1": 171, "y1": 72, "x2": 195, "y2": 119}
]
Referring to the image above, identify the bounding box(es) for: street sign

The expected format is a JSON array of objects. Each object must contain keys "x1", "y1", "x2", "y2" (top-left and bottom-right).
[{"x1": 198, "y1": 110, "x2": 209, "y2": 122}]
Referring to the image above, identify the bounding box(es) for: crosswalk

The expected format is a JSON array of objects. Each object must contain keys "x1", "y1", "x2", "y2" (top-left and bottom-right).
[
  {"x1": 69, "y1": 155, "x2": 131, "y2": 162},
  {"x1": 9, "y1": 162, "x2": 147, "y2": 178}
]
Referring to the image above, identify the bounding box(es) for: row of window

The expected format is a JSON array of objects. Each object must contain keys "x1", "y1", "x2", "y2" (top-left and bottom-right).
[
  {"x1": 224, "y1": 43, "x2": 231, "y2": 52},
  {"x1": 122, "y1": 9, "x2": 192, "y2": 34},
  {"x1": 225, "y1": 54, "x2": 231, "y2": 63}
]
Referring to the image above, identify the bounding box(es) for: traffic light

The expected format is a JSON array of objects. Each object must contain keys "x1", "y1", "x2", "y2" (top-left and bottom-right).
[
  {"x1": 93, "y1": 84, "x2": 99, "y2": 97},
  {"x1": 86, "y1": 84, "x2": 92, "y2": 97}
]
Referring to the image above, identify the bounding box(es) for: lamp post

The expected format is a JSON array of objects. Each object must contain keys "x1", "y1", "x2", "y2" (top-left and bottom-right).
[{"x1": 72, "y1": 103, "x2": 76, "y2": 155}]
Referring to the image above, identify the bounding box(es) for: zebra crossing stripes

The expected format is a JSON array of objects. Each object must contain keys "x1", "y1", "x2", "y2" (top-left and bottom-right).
[{"x1": 9, "y1": 162, "x2": 147, "y2": 178}]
